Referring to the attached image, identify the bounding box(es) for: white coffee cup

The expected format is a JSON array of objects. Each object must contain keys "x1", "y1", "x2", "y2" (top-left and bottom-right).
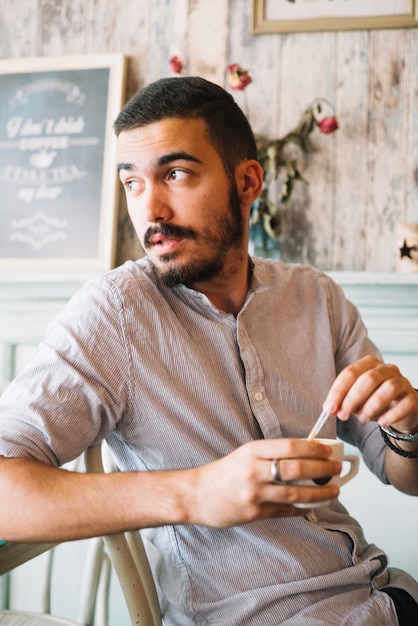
[{"x1": 293, "y1": 438, "x2": 359, "y2": 508}]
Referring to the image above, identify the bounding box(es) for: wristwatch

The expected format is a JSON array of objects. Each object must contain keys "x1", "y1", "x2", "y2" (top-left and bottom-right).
[{"x1": 379, "y1": 424, "x2": 418, "y2": 443}]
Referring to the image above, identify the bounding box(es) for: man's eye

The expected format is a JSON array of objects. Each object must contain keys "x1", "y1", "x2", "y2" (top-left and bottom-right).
[
  {"x1": 168, "y1": 168, "x2": 188, "y2": 181},
  {"x1": 124, "y1": 179, "x2": 141, "y2": 192}
]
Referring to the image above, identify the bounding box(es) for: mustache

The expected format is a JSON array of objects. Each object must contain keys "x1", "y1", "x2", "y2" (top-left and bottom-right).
[{"x1": 143, "y1": 223, "x2": 197, "y2": 248}]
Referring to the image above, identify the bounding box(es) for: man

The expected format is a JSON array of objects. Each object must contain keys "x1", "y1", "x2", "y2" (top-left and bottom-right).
[{"x1": 0, "y1": 76, "x2": 417, "y2": 625}]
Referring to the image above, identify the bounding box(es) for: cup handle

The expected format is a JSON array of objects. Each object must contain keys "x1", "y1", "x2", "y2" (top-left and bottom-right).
[{"x1": 337, "y1": 455, "x2": 359, "y2": 486}]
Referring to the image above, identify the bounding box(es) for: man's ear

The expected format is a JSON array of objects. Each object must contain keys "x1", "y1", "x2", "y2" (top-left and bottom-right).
[{"x1": 236, "y1": 160, "x2": 264, "y2": 204}]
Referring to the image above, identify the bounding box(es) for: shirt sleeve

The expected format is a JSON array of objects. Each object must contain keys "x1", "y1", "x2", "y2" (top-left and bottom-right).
[
  {"x1": 0, "y1": 276, "x2": 131, "y2": 466},
  {"x1": 337, "y1": 417, "x2": 389, "y2": 484},
  {"x1": 322, "y1": 276, "x2": 389, "y2": 484},
  {"x1": 323, "y1": 276, "x2": 382, "y2": 372}
]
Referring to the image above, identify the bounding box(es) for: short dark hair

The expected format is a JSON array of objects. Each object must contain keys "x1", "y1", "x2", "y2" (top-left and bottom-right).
[{"x1": 114, "y1": 76, "x2": 257, "y2": 177}]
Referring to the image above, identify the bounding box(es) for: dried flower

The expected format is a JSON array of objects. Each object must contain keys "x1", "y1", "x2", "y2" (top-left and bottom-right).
[
  {"x1": 169, "y1": 55, "x2": 184, "y2": 75},
  {"x1": 252, "y1": 99, "x2": 338, "y2": 248},
  {"x1": 257, "y1": 99, "x2": 338, "y2": 202},
  {"x1": 318, "y1": 116, "x2": 339, "y2": 134},
  {"x1": 228, "y1": 63, "x2": 252, "y2": 91}
]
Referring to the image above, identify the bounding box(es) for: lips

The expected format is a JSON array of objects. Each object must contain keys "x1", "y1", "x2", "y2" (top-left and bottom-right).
[
  {"x1": 150, "y1": 234, "x2": 181, "y2": 247},
  {"x1": 144, "y1": 225, "x2": 197, "y2": 250},
  {"x1": 148, "y1": 232, "x2": 183, "y2": 255},
  {"x1": 150, "y1": 236, "x2": 183, "y2": 254}
]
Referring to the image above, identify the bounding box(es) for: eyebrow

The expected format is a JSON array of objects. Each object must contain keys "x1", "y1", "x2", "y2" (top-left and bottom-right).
[{"x1": 117, "y1": 151, "x2": 202, "y2": 174}]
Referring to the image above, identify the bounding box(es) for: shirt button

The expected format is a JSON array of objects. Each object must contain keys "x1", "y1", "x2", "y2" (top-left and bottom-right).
[
  {"x1": 254, "y1": 391, "x2": 263, "y2": 401},
  {"x1": 306, "y1": 511, "x2": 319, "y2": 524}
]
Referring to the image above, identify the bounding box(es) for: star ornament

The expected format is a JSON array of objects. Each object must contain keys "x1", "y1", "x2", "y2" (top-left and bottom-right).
[{"x1": 399, "y1": 239, "x2": 418, "y2": 259}]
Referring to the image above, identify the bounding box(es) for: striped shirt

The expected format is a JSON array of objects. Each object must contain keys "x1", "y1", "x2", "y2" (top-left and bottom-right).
[{"x1": 0, "y1": 257, "x2": 417, "y2": 624}]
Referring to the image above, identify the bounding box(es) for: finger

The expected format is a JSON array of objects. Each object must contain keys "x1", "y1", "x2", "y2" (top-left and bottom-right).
[
  {"x1": 354, "y1": 376, "x2": 409, "y2": 422},
  {"x1": 324, "y1": 357, "x2": 400, "y2": 419},
  {"x1": 250, "y1": 438, "x2": 334, "y2": 463},
  {"x1": 266, "y1": 458, "x2": 341, "y2": 484},
  {"x1": 262, "y1": 481, "x2": 340, "y2": 508},
  {"x1": 377, "y1": 389, "x2": 418, "y2": 428},
  {"x1": 323, "y1": 355, "x2": 380, "y2": 416}
]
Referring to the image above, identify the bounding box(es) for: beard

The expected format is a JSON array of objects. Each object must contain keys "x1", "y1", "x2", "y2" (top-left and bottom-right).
[{"x1": 144, "y1": 183, "x2": 245, "y2": 288}]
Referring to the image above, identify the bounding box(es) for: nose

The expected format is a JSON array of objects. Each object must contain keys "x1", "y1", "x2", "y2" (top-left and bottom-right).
[{"x1": 141, "y1": 185, "x2": 173, "y2": 224}]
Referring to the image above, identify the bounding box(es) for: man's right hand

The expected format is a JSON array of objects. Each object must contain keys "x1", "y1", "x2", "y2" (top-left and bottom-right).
[{"x1": 180, "y1": 438, "x2": 341, "y2": 527}]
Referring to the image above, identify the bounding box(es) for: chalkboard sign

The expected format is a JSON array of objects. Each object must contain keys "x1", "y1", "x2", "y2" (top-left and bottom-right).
[{"x1": 0, "y1": 53, "x2": 126, "y2": 271}]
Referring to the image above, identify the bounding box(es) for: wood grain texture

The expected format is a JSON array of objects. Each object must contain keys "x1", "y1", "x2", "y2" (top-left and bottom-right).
[
  {"x1": 0, "y1": 543, "x2": 56, "y2": 576},
  {"x1": 39, "y1": 0, "x2": 87, "y2": 55},
  {"x1": 0, "y1": 0, "x2": 38, "y2": 58},
  {"x1": 188, "y1": 0, "x2": 229, "y2": 83},
  {"x1": 406, "y1": 29, "x2": 418, "y2": 224},
  {"x1": 1, "y1": 0, "x2": 417, "y2": 271},
  {"x1": 366, "y1": 29, "x2": 409, "y2": 271},
  {"x1": 333, "y1": 31, "x2": 369, "y2": 271}
]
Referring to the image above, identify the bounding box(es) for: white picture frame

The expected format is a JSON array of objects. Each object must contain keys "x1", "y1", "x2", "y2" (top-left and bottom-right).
[{"x1": 0, "y1": 53, "x2": 127, "y2": 272}]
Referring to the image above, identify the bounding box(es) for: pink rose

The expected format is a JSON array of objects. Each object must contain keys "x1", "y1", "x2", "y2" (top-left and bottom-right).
[
  {"x1": 169, "y1": 56, "x2": 183, "y2": 75},
  {"x1": 318, "y1": 116, "x2": 339, "y2": 134},
  {"x1": 228, "y1": 63, "x2": 252, "y2": 91}
]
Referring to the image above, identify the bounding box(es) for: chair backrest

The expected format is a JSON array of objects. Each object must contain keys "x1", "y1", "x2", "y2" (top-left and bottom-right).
[
  {"x1": 0, "y1": 536, "x2": 110, "y2": 626},
  {"x1": 0, "y1": 445, "x2": 162, "y2": 626},
  {"x1": 84, "y1": 444, "x2": 162, "y2": 626}
]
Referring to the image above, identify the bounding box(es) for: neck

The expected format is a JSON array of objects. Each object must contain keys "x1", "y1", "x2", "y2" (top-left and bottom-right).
[{"x1": 191, "y1": 256, "x2": 253, "y2": 316}]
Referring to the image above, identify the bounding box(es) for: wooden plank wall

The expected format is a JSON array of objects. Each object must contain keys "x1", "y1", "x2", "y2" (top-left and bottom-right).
[{"x1": 1, "y1": 0, "x2": 417, "y2": 272}]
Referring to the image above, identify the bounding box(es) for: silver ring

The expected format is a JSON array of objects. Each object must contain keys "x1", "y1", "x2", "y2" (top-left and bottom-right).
[{"x1": 270, "y1": 459, "x2": 282, "y2": 484}]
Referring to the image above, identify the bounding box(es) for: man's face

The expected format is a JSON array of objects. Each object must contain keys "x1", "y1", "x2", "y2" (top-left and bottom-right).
[{"x1": 117, "y1": 117, "x2": 246, "y2": 287}]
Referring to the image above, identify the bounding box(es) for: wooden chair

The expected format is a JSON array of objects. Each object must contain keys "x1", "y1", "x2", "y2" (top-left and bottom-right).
[
  {"x1": 0, "y1": 444, "x2": 162, "y2": 626},
  {"x1": 84, "y1": 444, "x2": 162, "y2": 626},
  {"x1": 0, "y1": 536, "x2": 111, "y2": 625}
]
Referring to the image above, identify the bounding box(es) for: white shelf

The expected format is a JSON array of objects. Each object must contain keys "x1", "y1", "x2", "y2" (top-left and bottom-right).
[{"x1": 327, "y1": 271, "x2": 418, "y2": 285}]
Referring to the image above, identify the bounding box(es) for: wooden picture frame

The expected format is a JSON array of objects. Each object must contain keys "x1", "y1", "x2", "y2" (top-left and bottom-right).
[
  {"x1": 253, "y1": 0, "x2": 418, "y2": 34},
  {"x1": 0, "y1": 53, "x2": 127, "y2": 272}
]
